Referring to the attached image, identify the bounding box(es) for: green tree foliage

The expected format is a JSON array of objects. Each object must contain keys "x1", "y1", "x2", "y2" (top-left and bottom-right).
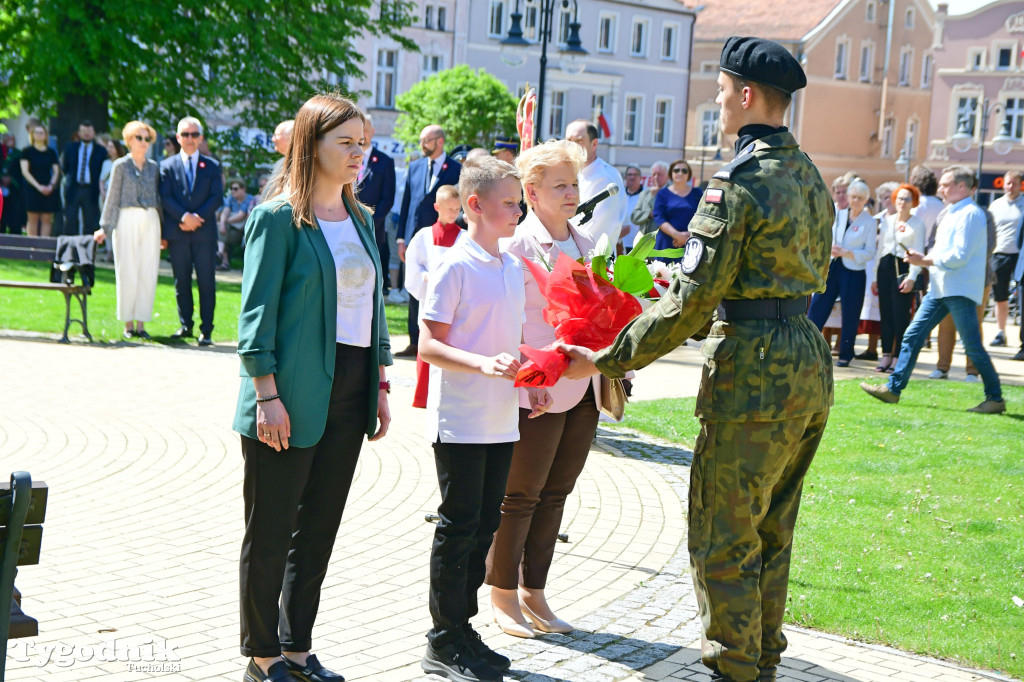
[
  {"x1": 394, "y1": 65, "x2": 518, "y2": 151},
  {"x1": 0, "y1": 0, "x2": 415, "y2": 177}
]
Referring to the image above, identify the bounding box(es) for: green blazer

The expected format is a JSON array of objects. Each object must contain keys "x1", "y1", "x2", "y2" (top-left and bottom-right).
[{"x1": 232, "y1": 195, "x2": 393, "y2": 446}]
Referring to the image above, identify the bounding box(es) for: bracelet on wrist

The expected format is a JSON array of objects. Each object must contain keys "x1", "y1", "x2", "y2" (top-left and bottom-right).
[{"x1": 256, "y1": 393, "x2": 280, "y2": 403}]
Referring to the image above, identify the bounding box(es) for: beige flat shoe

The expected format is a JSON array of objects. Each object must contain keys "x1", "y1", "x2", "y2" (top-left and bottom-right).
[
  {"x1": 491, "y1": 605, "x2": 535, "y2": 638},
  {"x1": 519, "y1": 600, "x2": 574, "y2": 634}
]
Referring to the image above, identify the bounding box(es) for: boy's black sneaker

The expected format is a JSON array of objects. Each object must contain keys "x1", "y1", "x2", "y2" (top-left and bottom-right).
[
  {"x1": 421, "y1": 640, "x2": 502, "y2": 682},
  {"x1": 463, "y1": 627, "x2": 510, "y2": 671}
]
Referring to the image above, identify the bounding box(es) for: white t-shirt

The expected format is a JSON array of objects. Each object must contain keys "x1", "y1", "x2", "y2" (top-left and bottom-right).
[
  {"x1": 404, "y1": 227, "x2": 464, "y2": 306},
  {"x1": 422, "y1": 236, "x2": 526, "y2": 444},
  {"x1": 573, "y1": 157, "x2": 627, "y2": 249},
  {"x1": 553, "y1": 236, "x2": 582, "y2": 260},
  {"x1": 318, "y1": 217, "x2": 375, "y2": 347}
]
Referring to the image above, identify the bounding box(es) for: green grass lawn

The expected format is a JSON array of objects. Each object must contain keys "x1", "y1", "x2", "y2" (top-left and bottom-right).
[
  {"x1": 0, "y1": 258, "x2": 409, "y2": 343},
  {"x1": 614, "y1": 380, "x2": 1024, "y2": 678}
]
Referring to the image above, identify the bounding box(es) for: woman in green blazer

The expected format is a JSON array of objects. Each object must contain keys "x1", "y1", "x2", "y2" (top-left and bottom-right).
[{"x1": 233, "y1": 94, "x2": 393, "y2": 682}]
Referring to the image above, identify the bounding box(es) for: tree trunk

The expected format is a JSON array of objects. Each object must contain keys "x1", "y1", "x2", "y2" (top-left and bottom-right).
[{"x1": 52, "y1": 92, "x2": 110, "y2": 148}]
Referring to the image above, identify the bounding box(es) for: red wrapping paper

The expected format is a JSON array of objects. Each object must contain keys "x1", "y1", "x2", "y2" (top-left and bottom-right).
[{"x1": 514, "y1": 254, "x2": 643, "y2": 387}]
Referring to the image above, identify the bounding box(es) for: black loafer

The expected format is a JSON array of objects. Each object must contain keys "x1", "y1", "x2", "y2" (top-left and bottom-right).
[
  {"x1": 283, "y1": 654, "x2": 344, "y2": 682},
  {"x1": 198, "y1": 334, "x2": 213, "y2": 347},
  {"x1": 243, "y1": 659, "x2": 296, "y2": 682},
  {"x1": 136, "y1": 330, "x2": 152, "y2": 340},
  {"x1": 171, "y1": 326, "x2": 194, "y2": 339}
]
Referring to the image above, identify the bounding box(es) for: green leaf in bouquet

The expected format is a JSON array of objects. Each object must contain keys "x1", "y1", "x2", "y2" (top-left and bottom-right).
[
  {"x1": 626, "y1": 232, "x2": 657, "y2": 261},
  {"x1": 594, "y1": 232, "x2": 616, "y2": 260},
  {"x1": 592, "y1": 254, "x2": 608, "y2": 279},
  {"x1": 610, "y1": 255, "x2": 655, "y2": 295},
  {"x1": 649, "y1": 247, "x2": 686, "y2": 259}
]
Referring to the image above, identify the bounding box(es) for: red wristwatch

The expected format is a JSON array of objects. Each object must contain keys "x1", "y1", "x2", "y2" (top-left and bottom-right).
[{"x1": 379, "y1": 380, "x2": 391, "y2": 393}]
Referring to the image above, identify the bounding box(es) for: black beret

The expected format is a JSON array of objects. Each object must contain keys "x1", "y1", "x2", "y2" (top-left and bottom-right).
[{"x1": 720, "y1": 36, "x2": 807, "y2": 95}]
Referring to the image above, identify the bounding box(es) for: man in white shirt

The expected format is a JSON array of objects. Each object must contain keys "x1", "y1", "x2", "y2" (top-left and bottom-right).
[
  {"x1": 987, "y1": 170, "x2": 1023, "y2": 349},
  {"x1": 910, "y1": 165, "x2": 944, "y2": 247},
  {"x1": 862, "y1": 165, "x2": 1005, "y2": 413},
  {"x1": 565, "y1": 119, "x2": 626, "y2": 249},
  {"x1": 620, "y1": 164, "x2": 645, "y2": 252}
]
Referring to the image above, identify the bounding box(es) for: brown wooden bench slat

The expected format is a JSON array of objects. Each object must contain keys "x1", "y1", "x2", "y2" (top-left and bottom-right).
[
  {"x1": 0, "y1": 526, "x2": 43, "y2": 567},
  {"x1": 0, "y1": 280, "x2": 88, "y2": 293},
  {"x1": 0, "y1": 482, "x2": 48, "y2": 525}
]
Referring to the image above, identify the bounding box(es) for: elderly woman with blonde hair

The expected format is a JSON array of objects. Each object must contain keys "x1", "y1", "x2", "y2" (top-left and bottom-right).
[
  {"x1": 94, "y1": 121, "x2": 161, "y2": 339},
  {"x1": 486, "y1": 139, "x2": 604, "y2": 638}
]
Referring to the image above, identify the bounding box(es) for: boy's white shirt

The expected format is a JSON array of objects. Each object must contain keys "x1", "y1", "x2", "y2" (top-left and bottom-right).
[{"x1": 421, "y1": 235, "x2": 527, "y2": 444}]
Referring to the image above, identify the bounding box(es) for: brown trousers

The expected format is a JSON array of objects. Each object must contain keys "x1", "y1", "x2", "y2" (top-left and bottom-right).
[
  {"x1": 936, "y1": 286, "x2": 989, "y2": 375},
  {"x1": 485, "y1": 388, "x2": 600, "y2": 590}
]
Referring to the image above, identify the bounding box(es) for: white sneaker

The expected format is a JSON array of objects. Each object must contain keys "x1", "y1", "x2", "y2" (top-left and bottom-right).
[
  {"x1": 965, "y1": 374, "x2": 981, "y2": 383},
  {"x1": 928, "y1": 369, "x2": 948, "y2": 380},
  {"x1": 387, "y1": 289, "x2": 409, "y2": 304}
]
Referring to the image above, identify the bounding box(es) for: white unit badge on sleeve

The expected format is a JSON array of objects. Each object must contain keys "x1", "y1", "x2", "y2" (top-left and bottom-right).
[{"x1": 680, "y1": 237, "x2": 705, "y2": 274}]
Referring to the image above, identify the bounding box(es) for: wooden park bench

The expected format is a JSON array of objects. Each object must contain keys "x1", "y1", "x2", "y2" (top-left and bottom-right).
[
  {"x1": 1, "y1": 471, "x2": 48, "y2": 681},
  {"x1": 0, "y1": 234, "x2": 96, "y2": 343}
]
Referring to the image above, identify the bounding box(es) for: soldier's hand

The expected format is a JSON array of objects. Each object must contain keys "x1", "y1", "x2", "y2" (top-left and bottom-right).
[{"x1": 555, "y1": 343, "x2": 601, "y2": 380}]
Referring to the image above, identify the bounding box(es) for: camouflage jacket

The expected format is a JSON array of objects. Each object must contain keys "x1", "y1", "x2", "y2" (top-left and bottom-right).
[{"x1": 594, "y1": 130, "x2": 835, "y2": 422}]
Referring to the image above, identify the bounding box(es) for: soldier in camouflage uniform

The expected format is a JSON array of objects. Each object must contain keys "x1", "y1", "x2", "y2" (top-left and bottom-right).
[{"x1": 560, "y1": 37, "x2": 834, "y2": 682}]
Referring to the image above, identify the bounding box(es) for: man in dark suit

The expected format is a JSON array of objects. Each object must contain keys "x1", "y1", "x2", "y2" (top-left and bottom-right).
[
  {"x1": 395, "y1": 124, "x2": 462, "y2": 356},
  {"x1": 159, "y1": 116, "x2": 224, "y2": 346},
  {"x1": 356, "y1": 114, "x2": 396, "y2": 293},
  {"x1": 61, "y1": 120, "x2": 107, "y2": 236}
]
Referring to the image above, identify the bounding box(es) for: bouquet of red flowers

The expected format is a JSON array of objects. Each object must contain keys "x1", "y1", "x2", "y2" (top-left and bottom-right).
[{"x1": 513, "y1": 232, "x2": 684, "y2": 387}]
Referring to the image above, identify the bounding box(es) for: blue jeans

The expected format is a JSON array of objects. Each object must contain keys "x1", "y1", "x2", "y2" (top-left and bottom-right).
[
  {"x1": 808, "y1": 258, "x2": 866, "y2": 362},
  {"x1": 887, "y1": 294, "x2": 1002, "y2": 402}
]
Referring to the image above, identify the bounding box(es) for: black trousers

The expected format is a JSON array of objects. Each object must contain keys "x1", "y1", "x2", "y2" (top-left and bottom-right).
[
  {"x1": 239, "y1": 344, "x2": 370, "y2": 657},
  {"x1": 375, "y1": 219, "x2": 390, "y2": 293},
  {"x1": 428, "y1": 440, "x2": 514, "y2": 647},
  {"x1": 168, "y1": 237, "x2": 217, "y2": 336},
  {"x1": 64, "y1": 185, "x2": 100, "y2": 235},
  {"x1": 877, "y1": 254, "x2": 915, "y2": 356},
  {"x1": 408, "y1": 297, "x2": 420, "y2": 346},
  {"x1": 808, "y1": 258, "x2": 866, "y2": 362}
]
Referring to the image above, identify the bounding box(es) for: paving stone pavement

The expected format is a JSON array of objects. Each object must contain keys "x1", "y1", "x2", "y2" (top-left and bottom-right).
[{"x1": 0, "y1": 335, "x2": 1017, "y2": 682}]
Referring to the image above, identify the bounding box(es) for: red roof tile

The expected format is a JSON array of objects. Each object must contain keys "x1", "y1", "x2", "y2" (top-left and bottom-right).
[{"x1": 681, "y1": 0, "x2": 845, "y2": 42}]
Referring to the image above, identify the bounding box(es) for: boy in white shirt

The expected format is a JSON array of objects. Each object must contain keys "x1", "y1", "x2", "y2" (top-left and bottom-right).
[{"x1": 419, "y1": 157, "x2": 551, "y2": 682}]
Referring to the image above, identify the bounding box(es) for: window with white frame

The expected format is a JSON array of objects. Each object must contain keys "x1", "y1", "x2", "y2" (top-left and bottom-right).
[
  {"x1": 905, "y1": 7, "x2": 914, "y2": 28},
  {"x1": 652, "y1": 98, "x2": 671, "y2": 146},
  {"x1": 488, "y1": 0, "x2": 506, "y2": 38},
  {"x1": 422, "y1": 54, "x2": 442, "y2": 80},
  {"x1": 1005, "y1": 97, "x2": 1024, "y2": 141},
  {"x1": 954, "y1": 96, "x2": 979, "y2": 136},
  {"x1": 661, "y1": 22, "x2": 678, "y2": 61},
  {"x1": 630, "y1": 18, "x2": 649, "y2": 57},
  {"x1": 523, "y1": 0, "x2": 539, "y2": 41},
  {"x1": 547, "y1": 91, "x2": 567, "y2": 138},
  {"x1": 700, "y1": 108, "x2": 719, "y2": 147},
  {"x1": 866, "y1": 0, "x2": 876, "y2": 22},
  {"x1": 597, "y1": 13, "x2": 616, "y2": 52},
  {"x1": 592, "y1": 94, "x2": 606, "y2": 127},
  {"x1": 835, "y1": 38, "x2": 850, "y2": 79},
  {"x1": 437, "y1": 6, "x2": 447, "y2": 31},
  {"x1": 424, "y1": 4, "x2": 434, "y2": 29},
  {"x1": 898, "y1": 46, "x2": 913, "y2": 86},
  {"x1": 905, "y1": 119, "x2": 918, "y2": 160},
  {"x1": 881, "y1": 118, "x2": 894, "y2": 157},
  {"x1": 376, "y1": 49, "x2": 398, "y2": 108},
  {"x1": 859, "y1": 42, "x2": 874, "y2": 82},
  {"x1": 623, "y1": 95, "x2": 643, "y2": 144},
  {"x1": 995, "y1": 43, "x2": 1016, "y2": 70},
  {"x1": 557, "y1": 6, "x2": 571, "y2": 44},
  {"x1": 967, "y1": 48, "x2": 985, "y2": 71},
  {"x1": 921, "y1": 53, "x2": 933, "y2": 88}
]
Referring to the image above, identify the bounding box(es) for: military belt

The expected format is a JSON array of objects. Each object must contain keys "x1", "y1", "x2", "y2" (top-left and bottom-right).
[{"x1": 718, "y1": 297, "x2": 808, "y2": 321}]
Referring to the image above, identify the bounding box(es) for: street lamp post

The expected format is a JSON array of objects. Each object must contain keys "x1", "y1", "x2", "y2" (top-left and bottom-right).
[
  {"x1": 950, "y1": 97, "x2": 1015, "y2": 201},
  {"x1": 894, "y1": 146, "x2": 910, "y2": 183},
  {"x1": 501, "y1": 0, "x2": 588, "y2": 143}
]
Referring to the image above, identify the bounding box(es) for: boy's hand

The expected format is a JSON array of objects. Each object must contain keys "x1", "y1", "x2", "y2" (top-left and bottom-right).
[
  {"x1": 526, "y1": 387, "x2": 553, "y2": 418},
  {"x1": 481, "y1": 353, "x2": 521, "y2": 380}
]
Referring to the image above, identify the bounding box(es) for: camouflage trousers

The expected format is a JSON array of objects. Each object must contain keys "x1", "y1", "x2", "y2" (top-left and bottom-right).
[{"x1": 689, "y1": 409, "x2": 829, "y2": 682}]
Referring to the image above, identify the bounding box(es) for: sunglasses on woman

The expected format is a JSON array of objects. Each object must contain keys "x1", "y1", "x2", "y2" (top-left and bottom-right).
[
  {"x1": 135, "y1": 135, "x2": 152, "y2": 143},
  {"x1": 231, "y1": 185, "x2": 243, "y2": 191}
]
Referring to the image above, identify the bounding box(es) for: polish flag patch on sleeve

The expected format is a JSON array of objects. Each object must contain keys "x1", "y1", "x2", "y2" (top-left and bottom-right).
[{"x1": 705, "y1": 188, "x2": 724, "y2": 204}]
